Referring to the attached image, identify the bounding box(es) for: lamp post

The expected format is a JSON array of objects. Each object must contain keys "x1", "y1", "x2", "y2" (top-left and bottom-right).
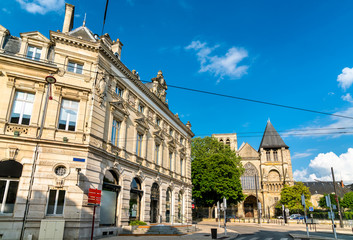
[{"x1": 20, "y1": 75, "x2": 56, "y2": 240}]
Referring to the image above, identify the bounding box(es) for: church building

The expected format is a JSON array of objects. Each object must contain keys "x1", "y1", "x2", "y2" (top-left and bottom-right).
[{"x1": 212, "y1": 120, "x2": 294, "y2": 218}]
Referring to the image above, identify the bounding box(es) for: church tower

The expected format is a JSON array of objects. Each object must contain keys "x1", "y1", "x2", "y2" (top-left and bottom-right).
[{"x1": 258, "y1": 120, "x2": 294, "y2": 217}]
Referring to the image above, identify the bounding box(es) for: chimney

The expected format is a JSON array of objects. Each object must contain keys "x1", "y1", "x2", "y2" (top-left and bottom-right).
[
  {"x1": 62, "y1": 3, "x2": 75, "y2": 33},
  {"x1": 112, "y1": 39, "x2": 123, "y2": 60}
]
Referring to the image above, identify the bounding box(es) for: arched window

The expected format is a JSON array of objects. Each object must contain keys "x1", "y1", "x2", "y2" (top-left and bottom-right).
[
  {"x1": 0, "y1": 160, "x2": 22, "y2": 214},
  {"x1": 241, "y1": 162, "x2": 259, "y2": 190},
  {"x1": 226, "y1": 139, "x2": 231, "y2": 147},
  {"x1": 219, "y1": 139, "x2": 224, "y2": 143},
  {"x1": 130, "y1": 178, "x2": 143, "y2": 221},
  {"x1": 100, "y1": 170, "x2": 120, "y2": 226},
  {"x1": 177, "y1": 191, "x2": 183, "y2": 222},
  {"x1": 166, "y1": 188, "x2": 172, "y2": 222}
]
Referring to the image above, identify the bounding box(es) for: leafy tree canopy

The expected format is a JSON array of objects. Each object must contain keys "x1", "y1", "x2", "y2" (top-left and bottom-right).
[
  {"x1": 279, "y1": 182, "x2": 311, "y2": 211},
  {"x1": 342, "y1": 192, "x2": 353, "y2": 209},
  {"x1": 319, "y1": 193, "x2": 341, "y2": 209},
  {"x1": 191, "y1": 137, "x2": 244, "y2": 207}
]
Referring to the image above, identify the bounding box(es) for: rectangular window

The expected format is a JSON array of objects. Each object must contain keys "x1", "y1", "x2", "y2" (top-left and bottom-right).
[
  {"x1": 180, "y1": 137, "x2": 183, "y2": 145},
  {"x1": 115, "y1": 86, "x2": 124, "y2": 97},
  {"x1": 156, "y1": 117, "x2": 161, "y2": 126},
  {"x1": 169, "y1": 128, "x2": 173, "y2": 136},
  {"x1": 273, "y1": 151, "x2": 278, "y2": 161},
  {"x1": 266, "y1": 151, "x2": 271, "y2": 161},
  {"x1": 138, "y1": 105, "x2": 144, "y2": 114},
  {"x1": 67, "y1": 61, "x2": 83, "y2": 74},
  {"x1": 10, "y1": 91, "x2": 35, "y2": 125},
  {"x1": 0, "y1": 179, "x2": 19, "y2": 214},
  {"x1": 46, "y1": 189, "x2": 66, "y2": 215},
  {"x1": 136, "y1": 133, "x2": 143, "y2": 157},
  {"x1": 169, "y1": 152, "x2": 173, "y2": 171},
  {"x1": 155, "y1": 144, "x2": 160, "y2": 165},
  {"x1": 180, "y1": 158, "x2": 183, "y2": 176},
  {"x1": 26, "y1": 45, "x2": 42, "y2": 60},
  {"x1": 58, "y1": 99, "x2": 79, "y2": 131},
  {"x1": 111, "y1": 119, "x2": 121, "y2": 146}
]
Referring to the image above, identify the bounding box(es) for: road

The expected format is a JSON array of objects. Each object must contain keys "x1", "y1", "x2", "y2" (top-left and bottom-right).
[{"x1": 205, "y1": 222, "x2": 353, "y2": 240}]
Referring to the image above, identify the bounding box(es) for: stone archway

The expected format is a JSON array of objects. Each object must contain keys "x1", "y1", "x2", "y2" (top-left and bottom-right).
[{"x1": 243, "y1": 195, "x2": 257, "y2": 218}]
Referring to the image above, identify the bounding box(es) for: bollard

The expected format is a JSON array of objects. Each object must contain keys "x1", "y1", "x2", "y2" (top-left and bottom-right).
[{"x1": 211, "y1": 228, "x2": 217, "y2": 239}]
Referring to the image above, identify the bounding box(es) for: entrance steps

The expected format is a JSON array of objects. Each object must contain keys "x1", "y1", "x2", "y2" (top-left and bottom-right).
[{"x1": 120, "y1": 224, "x2": 197, "y2": 236}]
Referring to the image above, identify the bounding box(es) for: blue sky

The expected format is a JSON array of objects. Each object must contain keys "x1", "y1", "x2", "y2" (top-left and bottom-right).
[{"x1": 1, "y1": 0, "x2": 353, "y2": 183}]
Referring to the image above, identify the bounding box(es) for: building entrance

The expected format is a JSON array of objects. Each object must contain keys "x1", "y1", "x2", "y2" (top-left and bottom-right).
[
  {"x1": 244, "y1": 195, "x2": 257, "y2": 218},
  {"x1": 150, "y1": 183, "x2": 159, "y2": 223}
]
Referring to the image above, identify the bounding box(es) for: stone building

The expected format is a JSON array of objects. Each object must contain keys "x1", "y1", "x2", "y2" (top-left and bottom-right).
[
  {"x1": 0, "y1": 3, "x2": 193, "y2": 240},
  {"x1": 212, "y1": 120, "x2": 294, "y2": 218}
]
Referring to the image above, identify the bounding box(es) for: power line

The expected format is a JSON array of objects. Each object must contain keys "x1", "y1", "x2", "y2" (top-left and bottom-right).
[{"x1": 2, "y1": 50, "x2": 353, "y2": 120}]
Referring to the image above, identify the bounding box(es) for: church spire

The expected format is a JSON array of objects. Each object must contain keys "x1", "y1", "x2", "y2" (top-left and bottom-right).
[{"x1": 259, "y1": 120, "x2": 288, "y2": 150}]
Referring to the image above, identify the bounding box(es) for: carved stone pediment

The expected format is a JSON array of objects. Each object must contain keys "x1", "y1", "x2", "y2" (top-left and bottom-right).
[
  {"x1": 110, "y1": 100, "x2": 129, "y2": 120},
  {"x1": 135, "y1": 116, "x2": 149, "y2": 132},
  {"x1": 168, "y1": 139, "x2": 176, "y2": 151},
  {"x1": 179, "y1": 146, "x2": 186, "y2": 157},
  {"x1": 153, "y1": 129, "x2": 164, "y2": 143}
]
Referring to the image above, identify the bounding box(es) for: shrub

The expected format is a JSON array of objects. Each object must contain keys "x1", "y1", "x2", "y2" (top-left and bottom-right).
[{"x1": 129, "y1": 220, "x2": 147, "y2": 226}]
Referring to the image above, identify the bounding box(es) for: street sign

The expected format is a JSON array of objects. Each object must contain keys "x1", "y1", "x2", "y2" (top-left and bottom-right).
[
  {"x1": 192, "y1": 204, "x2": 195, "y2": 209},
  {"x1": 223, "y1": 197, "x2": 227, "y2": 210},
  {"x1": 325, "y1": 195, "x2": 331, "y2": 207},
  {"x1": 258, "y1": 202, "x2": 262, "y2": 210},
  {"x1": 309, "y1": 207, "x2": 314, "y2": 212},
  {"x1": 301, "y1": 194, "x2": 305, "y2": 206},
  {"x1": 88, "y1": 188, "x2": 101, "y2": 205}
]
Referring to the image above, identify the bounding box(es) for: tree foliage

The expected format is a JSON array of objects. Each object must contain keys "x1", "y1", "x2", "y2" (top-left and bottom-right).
[
  {"x1": 319, "y1": 194, "x2": 341, "y2": 209},
  {"x1": 191, "y1": 137, "x2": 244, "y2": 207},
  {"x1": 342, "y1": 192, "x2": 353, "y2": 209},
  {"x1": 279, "y1": 182, "x2": 311, "y2": 211}
]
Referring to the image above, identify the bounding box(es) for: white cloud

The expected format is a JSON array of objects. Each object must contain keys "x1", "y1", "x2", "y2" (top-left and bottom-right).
[
  {"x1": 337, "y1": 67, "x2": 353, "y2": 91},
  {"x1": 294, "y1": 148, "x2": 353, "y2": 184},
  {"x1": 2, "y1": 8, "x2": 11, "y2": 14},
  {"x1": 342, "y1": 93, "x2": 353, "y2": 103},
  {"x1": 284, "y1": 107, "x2": 353, "y2": 138},
  {"x1": 185, "y1": 40, "x2": 249, "y2": 80},
  {"x1": 16, "y1": 0, "x2": 64, "y2": 14}
]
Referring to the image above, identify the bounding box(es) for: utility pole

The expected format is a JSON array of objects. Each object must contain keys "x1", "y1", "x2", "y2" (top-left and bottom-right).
[
  {"x1": 331, "y1": 167, "x2": 344, "y2": 228},
  {"x1": 255, "y1": 174, "x2": 261, "y2": 224}
]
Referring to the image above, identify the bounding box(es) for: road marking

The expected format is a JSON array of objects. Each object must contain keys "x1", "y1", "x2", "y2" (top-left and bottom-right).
[
  {"x1": 264, "y1": 238, "x2": 272, "y2": 240},
  {"x1": 249, "y1": 238, "x2": 259, "y2": 240},
  {"x1": 280, "y1": 238, "x2": 288, "y2": 240},
  {"x1": 236, "y1": 237, "x2": 246, "y2": 240}
]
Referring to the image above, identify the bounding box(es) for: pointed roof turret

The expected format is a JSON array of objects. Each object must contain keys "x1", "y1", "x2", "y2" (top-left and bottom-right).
[{"x1": 259, "y1": 120, "x2": 288, "y2": 150}]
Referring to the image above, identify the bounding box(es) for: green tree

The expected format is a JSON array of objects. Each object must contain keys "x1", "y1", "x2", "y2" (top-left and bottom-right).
[
  {"x1": 319, "y1": 194, "x2": 341, "y2": 209},
  {"x1": 279, "y1": 182, "x2": 311, "y2": 212},
  {"x1": 191, "y1": 137, "x2": 244, "y2": 208},
  {"x1": 342, "y1": 192, "x2": 353, "y2": 210}
]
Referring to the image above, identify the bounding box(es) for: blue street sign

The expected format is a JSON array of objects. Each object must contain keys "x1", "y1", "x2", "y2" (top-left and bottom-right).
[
  {"x1": 73, "y1": 158, "x2": 85, "y2": 162},
  {"x1": 309, "y1": 207, "x2": 314, "y2": 212}
]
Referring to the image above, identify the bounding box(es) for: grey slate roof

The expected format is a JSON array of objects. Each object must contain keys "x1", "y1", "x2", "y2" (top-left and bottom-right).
[
  {"x1": 259, "y1": 120, "x2": 288, "y2": 150},
  {"x1": 300, "y1": 181, "x2": 351, "y2": 197},
  {"x1": 69, "y1": 26, "x2": 97, "y2": 42},
  {"x1": 3, "y1": 35, "x2": 21, "y2": 55}
]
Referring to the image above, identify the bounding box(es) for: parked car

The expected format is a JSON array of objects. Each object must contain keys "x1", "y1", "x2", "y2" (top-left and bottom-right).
[
  {"x1": 289, "y1": 214, "x2": 301, "y2": 219},
  {"x1": 276, "y1": 215, "x2": 283, "y2": 219}
]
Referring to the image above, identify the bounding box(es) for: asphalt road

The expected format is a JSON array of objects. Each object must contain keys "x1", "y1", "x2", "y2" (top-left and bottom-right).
[{"x1": 223, "y1": 223, "x2": 353, "y2": 240}]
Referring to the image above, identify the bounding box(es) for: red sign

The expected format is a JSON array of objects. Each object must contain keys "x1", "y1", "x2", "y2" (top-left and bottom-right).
[
  {"x1": 192, "y1": 204, "x2": 195, "y2": 209},
  {"x1": 88, "y1": 188, "x2": 101, "y2": 205}
]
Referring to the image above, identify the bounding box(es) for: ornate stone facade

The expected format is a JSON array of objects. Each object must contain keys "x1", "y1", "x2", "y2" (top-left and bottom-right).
[
  {"x1": 212, "y1": 120, "x2": 294, "y2": 218},
  {"x1": 0, "y1": 3, "x2": 193, "y2": 240}
]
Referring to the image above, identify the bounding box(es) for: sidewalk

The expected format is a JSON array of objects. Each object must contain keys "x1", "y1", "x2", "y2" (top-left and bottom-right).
[{"x1": 100, "y1": 224, "x2": 238, "y2": 240}]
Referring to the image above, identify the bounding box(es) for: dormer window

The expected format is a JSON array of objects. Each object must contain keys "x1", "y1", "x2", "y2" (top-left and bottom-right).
[
  {"x1": 26, "y1": 45, "x2": 41, "y2": 60},
  {"x1": 116, "y1": 86, "x2": 124, "y2": 97},
  {"x1": 67, "y1": 61, "x2": 83, "y2": 74},
  {"x1": 138, "y1": 104, "x2": 144, "y2": 114}
]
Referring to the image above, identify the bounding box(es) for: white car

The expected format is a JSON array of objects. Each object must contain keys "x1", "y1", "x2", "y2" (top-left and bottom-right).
[{"x1": 289, "y1": 214, "x2": 301, "y2": 219}]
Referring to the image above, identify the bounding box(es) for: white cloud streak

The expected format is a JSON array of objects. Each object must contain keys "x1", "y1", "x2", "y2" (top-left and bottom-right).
[
  {"x1": 185, "y1": 40, "x2": 249, "y2": 80},
  {"x1": 294, "y1": 148, "x2": 353, "y2": 184},
  {"x1": 16, "y1": 0, "x2": 64, "y2": 14},
  {"x1": 337, "y1": 67, "x2": 353, "y2": 91},
  {"x1": 342, "y1": 93, "x2": 353, "y2": 103}
]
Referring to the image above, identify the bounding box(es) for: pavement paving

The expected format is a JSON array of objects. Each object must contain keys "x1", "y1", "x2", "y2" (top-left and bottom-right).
[{"x1": 99, "y1": 221, "x2": 353, "y2": 240}]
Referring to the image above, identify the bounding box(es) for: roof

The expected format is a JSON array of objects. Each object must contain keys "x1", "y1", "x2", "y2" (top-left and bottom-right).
[
  {"x1": 300, "y1": 181, "x2": 351, "y2": 197},
  {"x1": 69, "y1": 26, "x2": 97, "y2": 42},
  {"x1": 259, "y1": 120, "x2": 288, "y2": 150}
]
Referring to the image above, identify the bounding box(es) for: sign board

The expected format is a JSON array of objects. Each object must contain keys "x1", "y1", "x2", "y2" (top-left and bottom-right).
[
  {"x1": 73, "y1": 158, "x2": 85, "y2": 162},
  {"x1": 258, "y1": 202, "x2": 262, "y2": 210},
  {"x1": 192, "y1": 204, "x2": 195, "y2": 209},
  {"x1": 325, "y1": 195, "x2": 331, "y2": 207},
  {"x1": 309, "y1": 207, "x2": 314, "y2": 212},
  {"x1": 332, "y1": 205, "x2": 337, "y2": 210},
  {"x1": 285, "y1": 208, "x2": 290, "y2": 214},
  {"x1": 88, "y1": 188, "x2": 101, "y2": 205},
  {"x1": 301, "y1": 194, "x2": 305, "y2": 206},
  {"x1": 223, "y1": 197, "x2": 227, "y2": 210}
]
